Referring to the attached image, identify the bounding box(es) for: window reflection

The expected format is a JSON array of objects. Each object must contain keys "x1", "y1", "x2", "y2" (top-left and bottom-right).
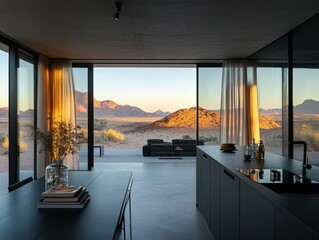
[
  {"x1": 0, "y1": 44, "x2": 9, "y2": 195},
  {"x1": 18, "y1": 58, "x2": 34, "y2": 181},
  {"x1": 198, "y1": 67, "x2": 222, "y2": 145},
  {"x1": 257, "y1": 67, "x2": 282, "y2": 154}
]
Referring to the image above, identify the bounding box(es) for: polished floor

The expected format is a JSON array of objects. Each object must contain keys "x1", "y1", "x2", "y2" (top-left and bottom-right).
[{"x1": 94, "y1": 148, "x2": 213, "y2": 240}]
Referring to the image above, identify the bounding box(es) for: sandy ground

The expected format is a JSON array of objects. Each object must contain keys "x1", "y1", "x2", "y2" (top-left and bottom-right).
[
  {"x1": 2, "y1": 117, "x2": 319, "y2": 173},
  {"x1": 95, "y1": 118, "x2": 217, "y2": 148}
]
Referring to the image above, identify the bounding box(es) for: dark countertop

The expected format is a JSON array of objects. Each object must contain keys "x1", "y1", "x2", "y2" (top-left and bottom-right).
[
  {"x1": 0, "y1": 170, "x2": 133, "y2": 240},
  {"x1": 198, "y1": 145, "x2": 319, "y2": 237}
]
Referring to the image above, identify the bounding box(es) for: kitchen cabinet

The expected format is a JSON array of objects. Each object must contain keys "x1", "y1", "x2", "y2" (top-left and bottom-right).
[
  {"x1": 209, "y1": 158, "x2": 220, "y2": 239},
  {"x1": 196, "y1": 146, "x2": 319, "y2": 240},
  {"x1": 196, "y1": 149, "x2": 210, "y2": 224},
  {"x1": 276, "y1": 208, "x2": 316, "y2": 240},
  {"x1": 220, "y1": 167, "x2": 239, "y2": 240},
  {"x1": 240, "y1": 181, "x2": 275, "y2": 240}
]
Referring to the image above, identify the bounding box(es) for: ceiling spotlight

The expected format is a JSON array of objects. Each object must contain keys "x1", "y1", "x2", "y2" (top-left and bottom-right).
[{"x1": 115, "y1": 2, "x2": 121, "y2": 21}]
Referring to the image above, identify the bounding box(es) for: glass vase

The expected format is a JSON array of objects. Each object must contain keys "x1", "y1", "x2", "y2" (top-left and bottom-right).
[{"x1": 45, "y1": 160, "x2": 68, "y2": 190}]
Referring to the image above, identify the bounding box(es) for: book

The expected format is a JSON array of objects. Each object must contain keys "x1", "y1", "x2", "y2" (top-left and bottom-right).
[
  {"x1": 43, "y1": 189, "x2": 88, "y2": 203},
  {"x1": 41, "y1": 185, "x2": 83, "y2": 198},
  {"x1": 38, "y1": 194, "x2": 91, "y2": 209}
]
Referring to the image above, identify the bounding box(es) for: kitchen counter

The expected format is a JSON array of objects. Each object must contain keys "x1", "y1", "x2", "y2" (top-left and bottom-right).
[{"x1": 197, "y1": 145, "x2": 319, "y2": 240}]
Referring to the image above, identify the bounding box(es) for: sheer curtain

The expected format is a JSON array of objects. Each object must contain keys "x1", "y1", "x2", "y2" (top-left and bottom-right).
[
  {"x1": 37, "y1": 55, "x2": 50, "y2": 176},
  {"x1": 220, "y1": 60, "x2": 260, "y2": 146},
  {"x1": 48, "y1": 61, "x2": 79, "y2": 170}
]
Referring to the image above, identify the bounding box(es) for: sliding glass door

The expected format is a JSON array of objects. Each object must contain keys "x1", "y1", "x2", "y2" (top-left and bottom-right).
[
  {"x1": 0, "y1": 43, "x2": 9, "y2": 194},
  {"x1": 197, "y1": 66, "x2": 222, "y2": 145},
  {"x1": 17, "y1": 54, "x2": 35, "y2": 181},
  {"x1": 257, "y1": 67, "x2": 284, "y2": 155},
  {"x1": 72, "y1": 64, "x2": 93, "y2": 170}
]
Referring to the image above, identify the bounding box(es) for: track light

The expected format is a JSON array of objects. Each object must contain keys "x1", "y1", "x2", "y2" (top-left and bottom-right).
[{"x1": 115, "y1": 2, "x2": 121, "y2": 21}]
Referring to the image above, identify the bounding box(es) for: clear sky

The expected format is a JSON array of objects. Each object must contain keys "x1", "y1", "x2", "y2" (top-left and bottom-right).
[
  {"x1": 2, "y1": 53, "x2": 319, "y2": 112},
  {"x1": 293, "y1": 68, "x2": 319, "y2": 105},
  {"x1": 198, "y1": 67, "x2": 222, "y2": 110},
  {"x1": 93, "y1": 67, "x2": 196, "y2": 113},
  {"x1": 0, "y1": 50, "x2": 9, "y2": 108},
  {"x1": 257, "y1": 67, "x2": 282, "y2": 109}
]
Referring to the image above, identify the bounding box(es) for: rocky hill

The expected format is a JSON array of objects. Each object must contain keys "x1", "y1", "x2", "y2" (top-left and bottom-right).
[
  {"x1": 148, "y1": 107, "x2": 280, "y2": 129},
  {"x1": 150, "y1": 107, "x2": 220, "y2": 128},
  {"x1": 259, "y1": 115, "x2": 281, "y2": 129}
]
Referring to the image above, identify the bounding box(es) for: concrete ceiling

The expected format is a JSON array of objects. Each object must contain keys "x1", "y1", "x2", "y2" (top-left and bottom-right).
[{"x1": 0, "y1": 0, "x2": 319, "y2": 63}]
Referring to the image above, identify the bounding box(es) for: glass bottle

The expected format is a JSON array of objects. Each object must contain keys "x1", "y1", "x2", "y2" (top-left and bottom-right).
[{"x1": 257, "y1": 140, "x2": 265, "y2": 161}]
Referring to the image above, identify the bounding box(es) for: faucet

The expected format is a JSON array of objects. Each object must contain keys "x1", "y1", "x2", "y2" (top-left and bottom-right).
[{"x1": 289, "y1": 141, "x2": 312, "y2": 173}]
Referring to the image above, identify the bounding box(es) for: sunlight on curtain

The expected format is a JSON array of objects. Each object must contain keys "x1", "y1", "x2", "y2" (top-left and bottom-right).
[
  {"x1": 220, "y1": 61, "x2": 260, "y2": 146},
  {"x1": 49, "y1": 61, "x2": 79, "y2": 170},
  {"x1": 247, "y1": 65, "x2": 260, "y2": 143}
]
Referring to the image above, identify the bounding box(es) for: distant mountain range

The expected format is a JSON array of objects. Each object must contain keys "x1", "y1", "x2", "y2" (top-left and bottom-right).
[
  {"x1": 1, "y1": 93, "x2": 319, "y2": 120},
  {"x1": 75, "y1": 91, "x2": 170, "y2": 118},
  {"x1": 260, "y1": 99, "x2": 319, "y2": 115}
]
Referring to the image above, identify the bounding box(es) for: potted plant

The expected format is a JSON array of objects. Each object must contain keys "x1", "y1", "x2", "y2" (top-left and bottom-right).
[{"x1": 33, "y1": 119, "x2": 84, "y2": 189}]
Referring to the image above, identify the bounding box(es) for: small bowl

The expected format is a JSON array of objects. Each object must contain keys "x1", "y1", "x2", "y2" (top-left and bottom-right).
[{"x1": 243, "y1": 154, "x2": 251, "y2": 161}]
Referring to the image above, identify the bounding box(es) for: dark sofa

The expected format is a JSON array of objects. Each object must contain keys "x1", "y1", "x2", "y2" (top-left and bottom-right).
[{"x1": 142, "y1": 139, "x2": 204, "y2": 157}]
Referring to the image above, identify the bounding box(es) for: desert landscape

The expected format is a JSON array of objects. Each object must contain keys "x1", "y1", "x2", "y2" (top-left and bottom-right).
[{"x1": 2, "y1": 91, "x2": 319, "y2": 173}]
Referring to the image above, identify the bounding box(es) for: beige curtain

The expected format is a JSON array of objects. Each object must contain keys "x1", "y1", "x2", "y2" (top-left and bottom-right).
[
  {"x1": 37, "y1": 55, "x2": 50, "y2": 177},
  {"x1": 48, "y1": 61, "x2": 79, "y2": 170},
  {"x1": 220, "y1": 60, "x2": 260, "y2": 146}
]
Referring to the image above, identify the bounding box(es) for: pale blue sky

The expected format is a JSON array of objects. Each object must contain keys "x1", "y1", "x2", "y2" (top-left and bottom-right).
[
  {"x1": 93, "y1": 67, "x2": 196, "y2": 112},
  {"x1": 198, "y1": 67, "x2": 222, "y2": 110},
  {"x1": 2, "y1": 48, "x2": 319, "y2": 112},
  {"x1": 0, "y1": 50, "x2": 8, "y2": 108},
  {"x1": 257, "y1": 67, "x2": 282, "y2": 109}
]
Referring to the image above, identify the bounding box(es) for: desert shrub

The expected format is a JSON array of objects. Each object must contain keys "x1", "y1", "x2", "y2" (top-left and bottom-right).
[
  {"x1": 199, "y1": 136, "x2": 219, "y2": 144},
  {"x1": 105, "y1": 129, "x2": 125, "y2": 143},
  {"x1": 94, "y1": 129, "x2": 125, "y2": 144},
  {"x1": 94, "y1": 120, "x2": 107, "y2": 131},
  {"x1": 182, "y1": 135, "x2": 192, "y2": 140},
  {"x1": 295, "y1": 124, "x2": 319, "y2": 152},
  {"x1": 1, "y1": 135, "x2": 9, "y2": 149},
  {"x1": 0, "y1": 136, "x2": 27, "y2": 153},
  {"x1": 94, "y1": 131, "x2": 107, "y2": 143}
]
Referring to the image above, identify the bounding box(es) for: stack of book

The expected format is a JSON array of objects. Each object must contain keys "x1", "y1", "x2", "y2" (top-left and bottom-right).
[{"x1": 38, "y1": 185, "x2": 90, "y2": 209}]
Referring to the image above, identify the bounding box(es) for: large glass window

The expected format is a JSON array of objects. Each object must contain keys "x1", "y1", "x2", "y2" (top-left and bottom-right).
[
  {"x1": 17, "y1": 56, "x2": 34, "y2": 181},
  {"x1": 293, "y1": 14, "x2": 319, "y2": 166},
  {"x1": 0, "y1": 43, "x2": 9, "y2": 194},
  {"x1": 93, "y1": 67, "x2": 196, "y2": 153},
  {"x1": 73, "y1": 67, "x2": 89, "y2": 170},
  {"x1": 257, "y1": 67, "x2": 283, "y2": 154},
  {"x1": 293, "y1": 68, "x2": 319, "y2": 165},
  {"x1": 198, "y1": 67, "x2": 222, "y2": 145},
  {"x1": 248, "y1": 34, "x2": 288, "y2": 156}
]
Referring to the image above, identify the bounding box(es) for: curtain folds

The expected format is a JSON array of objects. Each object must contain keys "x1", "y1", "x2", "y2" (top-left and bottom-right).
[
  {"x1": 220, "y1": 60, "x2": 260, "y2": 146},
  {"x1": 37, "y1": 55, "x2": 50, "y2": 177},
  {"x1": 48, "y1": 61, "x2": 79, "y2": 170}
]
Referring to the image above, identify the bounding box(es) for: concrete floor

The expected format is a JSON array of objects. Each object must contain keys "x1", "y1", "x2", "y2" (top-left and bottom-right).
[{"x1": 94, "y1": 148, "x2": 213, "y2": 240}]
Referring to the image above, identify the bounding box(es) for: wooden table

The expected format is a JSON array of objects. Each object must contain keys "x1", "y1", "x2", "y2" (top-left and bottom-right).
[{"x1": 0, "y1": 171, "x2": 133, "y2": 240}]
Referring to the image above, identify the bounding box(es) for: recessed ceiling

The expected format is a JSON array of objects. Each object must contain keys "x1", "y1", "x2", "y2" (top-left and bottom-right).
[{"x1": 0, "y1": 0, "x2": 318, "y2": 62}]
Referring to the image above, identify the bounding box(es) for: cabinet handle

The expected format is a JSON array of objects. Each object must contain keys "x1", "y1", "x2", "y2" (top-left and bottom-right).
[
  {"x1": 203, "y1": 154, "x2": 208, "y2": 159},
  {"x1": 224, "y1": 169, "x2": 235, "y2": 181}
]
